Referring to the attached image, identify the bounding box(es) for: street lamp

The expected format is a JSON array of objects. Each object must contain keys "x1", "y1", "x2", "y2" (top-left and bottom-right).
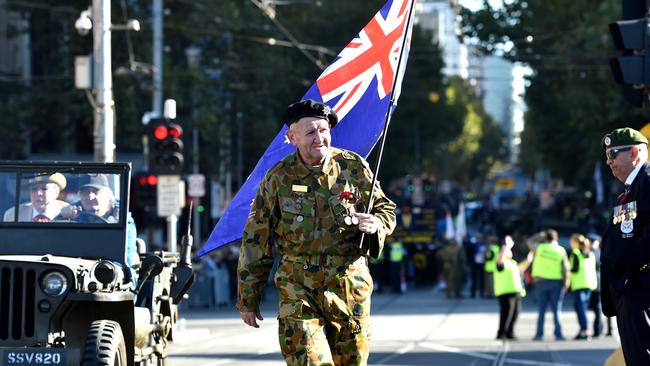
[{"x1": 74, "y1": 8, "x2": 92, "y2": 35}]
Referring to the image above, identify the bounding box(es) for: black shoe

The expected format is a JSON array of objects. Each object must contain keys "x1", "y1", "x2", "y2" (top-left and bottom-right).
[{"x1": 574, "y1": 333, "x2": 589, "y2": 340}]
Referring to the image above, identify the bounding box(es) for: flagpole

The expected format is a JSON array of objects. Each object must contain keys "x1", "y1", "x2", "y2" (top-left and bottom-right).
[{"x1": 359, "y1": 0, "x2": 417, "y2": 249}]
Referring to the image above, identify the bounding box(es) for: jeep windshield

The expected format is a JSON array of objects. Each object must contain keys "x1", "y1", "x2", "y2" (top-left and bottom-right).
[
  {"x1": 1, "y1": 167, "x2": 125, "y2": 225},
  {"x1": 0, "y1": 162, "x2": 131, "y2": 262}
]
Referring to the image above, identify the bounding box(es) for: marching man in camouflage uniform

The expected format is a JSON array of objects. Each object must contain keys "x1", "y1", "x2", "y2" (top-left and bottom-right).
[{"x1": 237, "y1": 100, "x2": 396, "y2": 366}]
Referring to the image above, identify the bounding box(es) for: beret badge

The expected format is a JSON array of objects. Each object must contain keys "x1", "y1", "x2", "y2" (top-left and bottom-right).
[{"x1": 604, "y1": 136, "x2": 611, "y2": 147}]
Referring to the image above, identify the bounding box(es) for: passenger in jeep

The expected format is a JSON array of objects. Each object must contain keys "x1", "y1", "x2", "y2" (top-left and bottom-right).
[{"x1": 3, "y1": 172, "x2": 69, "y2": 222}]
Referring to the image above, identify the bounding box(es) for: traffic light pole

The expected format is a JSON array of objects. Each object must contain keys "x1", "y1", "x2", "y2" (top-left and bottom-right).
[
  {"x1": 167, "y1": 213, "x2": 177, "y2": 253},
  {"x1": 192, "y1": 127, "x2": 201, "y2": 246}
]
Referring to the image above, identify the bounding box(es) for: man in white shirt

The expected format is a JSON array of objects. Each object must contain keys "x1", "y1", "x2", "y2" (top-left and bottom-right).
[{"x1": 3, "y1": 172, "x2": 69, "y2": 222}]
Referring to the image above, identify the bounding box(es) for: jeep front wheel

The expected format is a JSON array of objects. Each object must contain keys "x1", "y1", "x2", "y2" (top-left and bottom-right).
[{"x1": 82, "y1": 320, "x2": 127, "y2": 366}]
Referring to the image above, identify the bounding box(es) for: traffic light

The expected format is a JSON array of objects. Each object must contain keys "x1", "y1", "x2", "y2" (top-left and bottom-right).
[
  {"x1": 147, "y1": 118, "x2": 184, "y2": 174},
  {"x1": 609, "y1": 12, "x2": 650, "y2": 106},
  {"x1": 132, "y1": 172, "x2": 158, "y2": 209}
]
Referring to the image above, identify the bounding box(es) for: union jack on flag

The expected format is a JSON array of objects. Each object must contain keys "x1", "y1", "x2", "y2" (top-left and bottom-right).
[{"x1": 199, "y1": 0, "x2": 416, "y2": 256}]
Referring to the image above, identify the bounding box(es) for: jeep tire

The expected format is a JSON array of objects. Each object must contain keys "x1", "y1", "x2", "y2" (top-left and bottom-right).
[{"x1": 82, "y1": 320, "x2": 127, "y2": 366}]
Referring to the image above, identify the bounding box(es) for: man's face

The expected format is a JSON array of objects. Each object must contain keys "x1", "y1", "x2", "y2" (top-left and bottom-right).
[
  {"x1": 606, "y1": 145, "x2": 636, "y2": 183},
  {"x1": 80, "y1": 187, "x2": 111, "y2": 216},
  {"x1": 30, "y1": 183, "x2": 60, "y2": 213},
  {"x1": 286, "y1": 117, "x2": 331, "y2": 165}
]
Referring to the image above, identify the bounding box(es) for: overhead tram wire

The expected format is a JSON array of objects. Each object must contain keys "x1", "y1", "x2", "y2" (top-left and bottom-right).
[
  {"x1": 249, "y1": 0, "x2": 326, "y2": 70},
  {"x1": 163, "y1": 22, "x2": 336, "y2": 56}
]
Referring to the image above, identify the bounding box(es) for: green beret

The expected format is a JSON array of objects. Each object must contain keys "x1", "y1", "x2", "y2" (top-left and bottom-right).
[
  {"x1": 602, "y1": 127, "x2": 648, "y2": 150},
  {"x1": 283, "y1": 100, "x2": 338, "y2": 128}
]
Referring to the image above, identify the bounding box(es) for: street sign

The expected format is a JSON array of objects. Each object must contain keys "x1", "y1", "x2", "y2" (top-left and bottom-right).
[
  {"x1": 495, "y1": 177, "x2": 515, "y2": 190},
  {"x1": 157, "y1": 175, "x2": 183, "y2": 217},
  {"x1": 187, "y1": 174, "x2": 206, "y2": 197}
]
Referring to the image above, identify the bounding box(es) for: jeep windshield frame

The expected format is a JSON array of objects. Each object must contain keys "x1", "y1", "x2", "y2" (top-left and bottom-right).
[{"x1": 0, "y1": 161, "x2": 131, "y2": 263}]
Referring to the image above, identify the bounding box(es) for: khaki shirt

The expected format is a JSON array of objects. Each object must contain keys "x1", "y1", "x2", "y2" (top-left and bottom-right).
[{"x1": 237, "y1": 147, "x2": 396, "y2": 312}]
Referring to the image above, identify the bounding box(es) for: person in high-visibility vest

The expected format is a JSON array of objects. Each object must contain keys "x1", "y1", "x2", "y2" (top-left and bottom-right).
[
  {"x1": 483, "y1": 237, "x2": 500, "y2": 297},
  {"x1": 494, "y1": 235, "x2": 533, "y2": 340},
  {"x1": 388, "y1": 240, "x2": 406, "y2": 294},
  {"x1": 569, "y1": 234, "x2": 598, "y2": 340},
  {"x1": 531, "y1": 229, "x2": 570, "y2": 341}
]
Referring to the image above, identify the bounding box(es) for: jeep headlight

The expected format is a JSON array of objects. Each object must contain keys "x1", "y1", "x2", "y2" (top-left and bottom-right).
[{"x1": 40, "y1": 271, "x2": 68, "y2": 297}]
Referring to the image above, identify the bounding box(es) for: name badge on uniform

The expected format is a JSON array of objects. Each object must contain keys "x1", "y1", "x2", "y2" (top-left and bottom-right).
[{"x1": 292, "y1": 184, "x2": 308, "y2": 193}]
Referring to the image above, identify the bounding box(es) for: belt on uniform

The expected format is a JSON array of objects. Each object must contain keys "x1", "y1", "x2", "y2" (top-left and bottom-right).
[{"x1": 281, "y1": 254, "x2": 367, "y2": 268}]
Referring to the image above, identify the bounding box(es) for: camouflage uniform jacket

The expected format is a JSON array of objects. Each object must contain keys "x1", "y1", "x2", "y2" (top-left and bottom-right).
[{"x1": 237, "y1": 147, "x2": 396, "y2": 312}]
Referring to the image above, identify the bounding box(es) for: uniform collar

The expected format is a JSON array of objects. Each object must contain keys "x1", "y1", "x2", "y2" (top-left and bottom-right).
[
  {"x1": 292, "y1": 148, "x2": 336, "y2": 178},
  {"x1": 625, "y1": 159, "x2": 646, "y2": 186}
]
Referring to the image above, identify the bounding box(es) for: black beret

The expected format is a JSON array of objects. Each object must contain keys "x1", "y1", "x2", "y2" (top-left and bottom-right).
[
  {"x1": 283, "y1": 100, "x2": 338, "y2": 128},
  {"x1": 602, "y1": 127, "x2": 649, "y2": 150}
]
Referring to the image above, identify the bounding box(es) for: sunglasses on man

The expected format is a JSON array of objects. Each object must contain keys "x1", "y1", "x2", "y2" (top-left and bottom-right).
[{"x1": 606, "y1": 146, "x2": 633, "y2": 160}]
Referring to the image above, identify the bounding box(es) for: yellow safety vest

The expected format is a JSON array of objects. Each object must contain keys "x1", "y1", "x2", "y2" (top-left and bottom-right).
[
  {"x1": 484, "y1": 244, "x2": 499, "y2": 273},
  {"x1": 494, "y1": 258, "x2": 526, "y2": 297},
  {"x1": 531, "y1": 243, "x2": 565, "y2": 280},
  {"x1": 390, "y1": 242, "x2": 404, "y2": 262},
  {"x1": 570, "y1": 249, "x2": 598, "y2": 291}
]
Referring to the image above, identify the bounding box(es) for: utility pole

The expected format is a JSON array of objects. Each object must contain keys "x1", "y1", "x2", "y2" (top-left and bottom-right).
[
  {"x1": 92, "y1": 0, "x2": 115, "y2": 162},
  {"x1": 152, "y1": 0, "x2": 163, "y2": 116}
]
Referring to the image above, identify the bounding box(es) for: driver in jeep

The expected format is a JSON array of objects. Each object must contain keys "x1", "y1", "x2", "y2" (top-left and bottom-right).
[{"x1": 60, "y1": 173, "x2": 119, "y2": 223}]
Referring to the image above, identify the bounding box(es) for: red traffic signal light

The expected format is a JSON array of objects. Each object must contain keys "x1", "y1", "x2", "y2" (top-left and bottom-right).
[
  {"x1": 153, "y1": 125, "x2": 169, "y2": 140},
  {"x1": 138, "y1": 174, "x2": 158, "y2": 186},
  {"x1": 168, "y1": 123, "x2": 182, "y2": 139},
  {"x1": 147, "y1": 118, "x2": 185, "y2": 174},
  {"x1": 132, "y1": 172, "x2": 158, "y2": 210}
]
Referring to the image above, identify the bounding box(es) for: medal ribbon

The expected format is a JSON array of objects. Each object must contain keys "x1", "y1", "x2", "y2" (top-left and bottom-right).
[{"x1": 619, "y1": 185, "x2": 630, "y2": 203}]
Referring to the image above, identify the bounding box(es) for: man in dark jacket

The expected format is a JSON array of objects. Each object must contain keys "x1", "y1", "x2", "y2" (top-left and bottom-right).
[{"x1": 601, "y1": 127, "x2": 650, "y2": 365}]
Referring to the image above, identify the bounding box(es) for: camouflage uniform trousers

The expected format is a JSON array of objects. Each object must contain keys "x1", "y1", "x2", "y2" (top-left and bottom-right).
[{"x1": 275, "y1": 254, "x2": 373, "y2": 366}]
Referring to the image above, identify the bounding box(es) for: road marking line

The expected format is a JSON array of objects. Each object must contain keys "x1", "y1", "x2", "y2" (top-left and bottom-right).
[
  {"x1": 374, "y1": 343, "x2": 416, "y2": 364},
  {"x1": 418, "y1": 341, "x2": 574, "y2": 366},
  {"x1": 419, "y1": 342, "x2": 496, "y2": 361},
  {"x1": 196, "y1": 359, "x2": 233, "y2": 366},
  {"x1": 493, "y1": 341, "x2": 508, "y2": 366}
]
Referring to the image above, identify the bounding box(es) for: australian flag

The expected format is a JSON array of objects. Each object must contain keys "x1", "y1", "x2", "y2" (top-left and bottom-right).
[{"x1": 198, "y1": 0, "x2": 416, "y2": 256}]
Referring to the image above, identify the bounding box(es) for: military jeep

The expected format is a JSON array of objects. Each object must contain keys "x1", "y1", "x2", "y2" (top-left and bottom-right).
[{"x1": 0, "y1": 161, "x2": 194, "y2": 366}]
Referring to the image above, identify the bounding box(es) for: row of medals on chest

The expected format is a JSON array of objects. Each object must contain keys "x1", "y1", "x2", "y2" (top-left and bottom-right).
[
  {"x1": 292, "y1": 185, "x2": 358, "y2": 226},
  {"x1": 613, "y1": 201, "x2": 637, "y2": 225}
]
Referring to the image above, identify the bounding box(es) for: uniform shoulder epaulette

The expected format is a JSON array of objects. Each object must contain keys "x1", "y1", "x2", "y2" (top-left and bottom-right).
[
  {"x1": 340, "y1": 149, "x2": 371, "y2": 170},
  {"x1": 264, "y1": 158, "x2": 288, "y2": 182},
  {"x1": 341, "y1": 149, "x2": 358, "y2": 160}
]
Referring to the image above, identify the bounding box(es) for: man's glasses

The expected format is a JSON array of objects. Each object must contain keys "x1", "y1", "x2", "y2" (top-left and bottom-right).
[{"x1": 606, "y1": 146, "x2": 633, "y2": 160}]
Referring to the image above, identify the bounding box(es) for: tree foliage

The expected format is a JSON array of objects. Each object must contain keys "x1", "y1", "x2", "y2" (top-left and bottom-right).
[
  {"x1": 1, "y1": 0, "x2": 505, "y2": 188},
  {"x1": 460, "y1": 0, "x2": 647, "y2": 187}
]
